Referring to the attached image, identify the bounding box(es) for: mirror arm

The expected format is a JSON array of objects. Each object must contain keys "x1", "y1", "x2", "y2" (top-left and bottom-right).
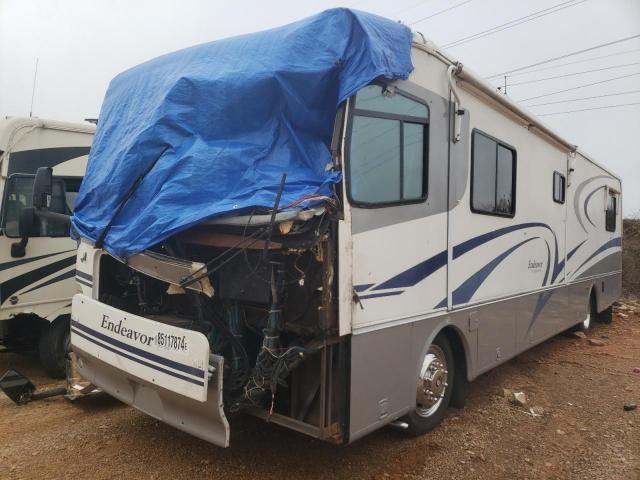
[{"x1": 34, "y1": 208, "x2": 71, "y2": 225}]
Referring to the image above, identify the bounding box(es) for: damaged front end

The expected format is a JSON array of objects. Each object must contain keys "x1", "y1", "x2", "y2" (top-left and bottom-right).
[{"x1": 72, "y1": 199, "x2": 347, "y2": 446}]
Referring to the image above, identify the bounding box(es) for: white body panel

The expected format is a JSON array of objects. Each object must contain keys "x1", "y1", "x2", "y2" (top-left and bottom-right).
[{"x1": 0, "y1": 117, "x2": 94, "y2": 336}]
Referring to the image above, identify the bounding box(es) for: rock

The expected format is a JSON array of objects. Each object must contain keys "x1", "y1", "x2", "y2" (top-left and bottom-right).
[
  {"x1": 624, "y1": 386, "x2": 633, "y2": 392},
  {"x1": 502, "y1": 388, "x2": 513, "y2": 398},
  {"x1": 512, "y1": 391, "x2": 527, "y2": 407},
  {"x1": 623, "y1": 403, "x2": 637, "y2": 412},
  {"x1": 571, "y1": 331, "x2": 587, "y2": 339},
  {"x1": 633, "y1": 367, "x2": 640, "y2": 373},
  {"x1": 545, "y1": 462, "x2": 553, "y2": 468},
  {"x1": 530, "y1": 406, "x2": 545, "y2": 416},
  {"x1": 617, "y1": 313, "x2": 628, "y2": 319},
  {"x1": 556, "y1": 429, "x2": 566, "y2": 435},
  {"x1": 588, "y1": 339, "x2": 605, "y2": 346}
]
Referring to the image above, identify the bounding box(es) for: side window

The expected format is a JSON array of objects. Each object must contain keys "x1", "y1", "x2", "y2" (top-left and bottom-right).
[
  {"x1": 471, "y1": 131, "x2": 516, "y2": 216},
  {"x1": 605, "y1": 190, "x2": 617, "y2": 232},
  {"x1": 1, "y1": 175, "x2": 79, "y2": 238},
  {"x1": 348, "y1": 84, "x2": 429, "y2": 206},
  {"x1": 553, "y1": 172, "x2": 566, "y2": 204}
]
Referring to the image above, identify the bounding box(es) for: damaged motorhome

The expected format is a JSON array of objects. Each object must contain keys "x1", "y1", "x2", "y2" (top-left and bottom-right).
[{"x1": 20, "y1": 9, "x2": 621, "y2": 446}]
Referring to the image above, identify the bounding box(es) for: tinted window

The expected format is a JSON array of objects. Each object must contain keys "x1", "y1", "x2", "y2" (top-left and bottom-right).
[
  {"x1": 355, "y1": 85, "x2": 429, "y2": 118},
  {"x1": 553, "y1": 172, "x2": 566, "y2": 203},
  {"x1": 471, "y1": 131, "x2": 516, "y2": 216},
  {"x1": 606, "y1": 191, "x2": 617, "y2": 232},
  {"x1": 349, "y1": 85, "x2": 428, "y2": 206},
  {"x1": 350, "y1": 116, "x2": 401, "y2": 203}
]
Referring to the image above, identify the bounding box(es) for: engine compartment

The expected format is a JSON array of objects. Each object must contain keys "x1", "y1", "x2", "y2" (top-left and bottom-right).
[{"x1": 97, "y1": 202, "x2": 346, "y2": 438}]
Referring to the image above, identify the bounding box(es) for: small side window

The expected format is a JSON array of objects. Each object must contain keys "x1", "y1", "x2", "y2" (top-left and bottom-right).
[
  {"x1": 605, "y1": 190, "x2": 617, "y2": 232},
  {"x1": 553, "y1": 172, "x2": 566, "y2": 204},
  {"x1": 471, "y1": 131, "x2": 516, "y2": 217}
]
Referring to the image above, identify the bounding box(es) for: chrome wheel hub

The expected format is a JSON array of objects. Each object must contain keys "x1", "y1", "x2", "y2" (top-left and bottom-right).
[
  {"x1": 416, "y1": 345, "x2": 448, "y2": 418},
  {"x1": 583, "y1": 312, "x2": 591, "y2": 329}
]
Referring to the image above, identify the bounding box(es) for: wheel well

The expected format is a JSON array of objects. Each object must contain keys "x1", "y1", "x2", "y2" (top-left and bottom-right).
[
  {"x1": 589, "y1": 285, "x2": 598, "y2": 312},
  {"x1": 440, "y1": 326, "x2": 468, "y2": 409}
]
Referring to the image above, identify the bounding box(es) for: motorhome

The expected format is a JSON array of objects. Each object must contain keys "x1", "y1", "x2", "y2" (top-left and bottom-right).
[
  {"x1": 30, "y1": 10, "x2": 620, "y2": 446},
  {"x1": 0, "y1": 117, "x2": 94, "y2": 377}
]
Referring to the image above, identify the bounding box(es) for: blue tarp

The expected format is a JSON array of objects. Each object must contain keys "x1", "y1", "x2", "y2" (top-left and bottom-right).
[{"x1": 72, "y1": 8, "x2": 413, "y2": 257}]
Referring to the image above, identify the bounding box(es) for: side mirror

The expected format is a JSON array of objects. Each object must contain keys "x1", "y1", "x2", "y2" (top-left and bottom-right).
[
  {"x1": 10, "y1": 207, "x2": 35, "y2": 258},
  {"x1": 33, "y1": 166, "x2": 53, "y2": 209}
]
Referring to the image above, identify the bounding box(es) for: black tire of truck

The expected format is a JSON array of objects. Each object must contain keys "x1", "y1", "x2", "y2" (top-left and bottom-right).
[{"x1": 39, "y1": 316, "x2": 71, "y2": 379}]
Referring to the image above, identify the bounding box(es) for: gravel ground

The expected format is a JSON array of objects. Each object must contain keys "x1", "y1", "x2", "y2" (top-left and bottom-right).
[{"x1": 1, "y1": 300, "x2": 639, "y2": 480}]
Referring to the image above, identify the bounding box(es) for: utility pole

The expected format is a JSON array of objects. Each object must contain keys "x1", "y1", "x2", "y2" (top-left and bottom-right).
[{"x1": 29, "y1": 57, "x2": 39, "y2": 118}]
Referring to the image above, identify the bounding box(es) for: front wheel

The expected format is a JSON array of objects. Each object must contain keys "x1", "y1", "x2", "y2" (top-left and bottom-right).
[
  {"x1": 39, "y1": 317, "x2": 71, "y2": 379},
  {"x1": 403, "y1": 333, "x2": 455, "y2": 436}
]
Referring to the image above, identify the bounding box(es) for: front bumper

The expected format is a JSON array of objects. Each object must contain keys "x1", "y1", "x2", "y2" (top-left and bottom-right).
[{"x1": 71, "y1": 294, "x2": 230, "y2": 446}]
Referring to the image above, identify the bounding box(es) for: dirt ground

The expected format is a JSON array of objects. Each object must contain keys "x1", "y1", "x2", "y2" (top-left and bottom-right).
[{"x1": 1, "y1": 301, "x2": 639, "y2": 480}]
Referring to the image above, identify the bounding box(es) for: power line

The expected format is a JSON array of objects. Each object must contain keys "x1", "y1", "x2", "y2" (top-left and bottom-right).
[
  {"x1": 519, "y1": 71, "x2": 640, "y2": 102},
  {"x1": 507, "y1": 48, "x2": 640, "y2": 77},
  {"x1": 408, "y1": 0, "x2": 475, "y2": 25},
  {"x1": 536, "y1": 101, "x2": 640, "y2": 116},
  {"x1": 524, "y1": 89, "x2": 640, "y2": 107},
  {"x1": 506, "y1": 61, "x2": 640, "y2": 87},
  {"x1": 443, "y1": 0, "x2": 586, "y2": 48},
  {"x1": 487, "y1": 34, "x2": 640, "y2": 79},
  {"x1": 393, "y1": 0, "x2": 433, "y2": 17}
]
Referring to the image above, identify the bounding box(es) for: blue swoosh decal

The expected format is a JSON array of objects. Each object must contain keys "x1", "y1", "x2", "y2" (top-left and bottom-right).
[
  {"x1": 452, "y1": 237, "x2": 539, "y2": 305},
  {"x1": 574, "y1": 237, "x2": 622, "y2": 276},
  {"x1": 372, "y1": 251, "x2": 447, "y2": 290}
]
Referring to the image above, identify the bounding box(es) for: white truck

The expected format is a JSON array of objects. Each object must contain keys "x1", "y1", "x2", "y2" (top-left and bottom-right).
[{"x1": 0, "y1": 117, "x2": 94, "y2": 377}]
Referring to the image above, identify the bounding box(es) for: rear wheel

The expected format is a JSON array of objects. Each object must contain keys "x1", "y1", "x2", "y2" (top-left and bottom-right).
[
  {"x1": 573, "y1": 294, "x2": 596, "y2": 333},
  {"x1": 403, "y1": 334, "x2": 454, "y2": 436},
  {"x1": 39, "y1": 317, "x2": 70, "y2": 379}
]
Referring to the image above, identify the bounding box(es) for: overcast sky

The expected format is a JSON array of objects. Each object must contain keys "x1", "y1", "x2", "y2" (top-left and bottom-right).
[{"x1": 1, "y1": 0, "x2": 638, "y2": 215}]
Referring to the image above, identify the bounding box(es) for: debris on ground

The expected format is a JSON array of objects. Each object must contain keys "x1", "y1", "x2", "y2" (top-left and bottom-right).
[
  {"x1": 623, "y1": 403, "x2": 637, "y2": 412},
  {"x1": 571, "y1": 331, "x2": 587, "y2": 339},
  {"x1": 529, "y1": 406, "x2": 545, "y2": 417},
  {"x1": 588, "y1": 338, "x2": 606, "y2": 346}
]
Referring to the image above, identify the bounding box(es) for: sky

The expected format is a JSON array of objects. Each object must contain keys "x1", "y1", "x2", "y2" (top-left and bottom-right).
[{"x1": 1, "y1": 0, "x2": 639, "y2": 215}]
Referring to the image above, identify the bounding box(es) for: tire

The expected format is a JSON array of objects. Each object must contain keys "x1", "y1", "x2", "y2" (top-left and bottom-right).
[
  {"x1": 597, "y1": 305, "x2": 613, "y2": 324},
  {"x1": 39, "y1": 317, "x2": 71, "y2": 379},
  {"x1": 572, "y1": 294, "x2": 596, "y2": 333},
  {"x1": 403, "y1": 333, "x2": 455, "y2": 436}
]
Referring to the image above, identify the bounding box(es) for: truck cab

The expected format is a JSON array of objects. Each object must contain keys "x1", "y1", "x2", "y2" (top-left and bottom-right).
[{"x1": 0, "y1": 117, "x2": 94, "y2": 377}]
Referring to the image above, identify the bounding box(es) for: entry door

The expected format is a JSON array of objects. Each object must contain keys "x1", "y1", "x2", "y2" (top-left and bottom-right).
[{"x1": 346, "y1": 82, "x2": 449, "y2": 331}]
